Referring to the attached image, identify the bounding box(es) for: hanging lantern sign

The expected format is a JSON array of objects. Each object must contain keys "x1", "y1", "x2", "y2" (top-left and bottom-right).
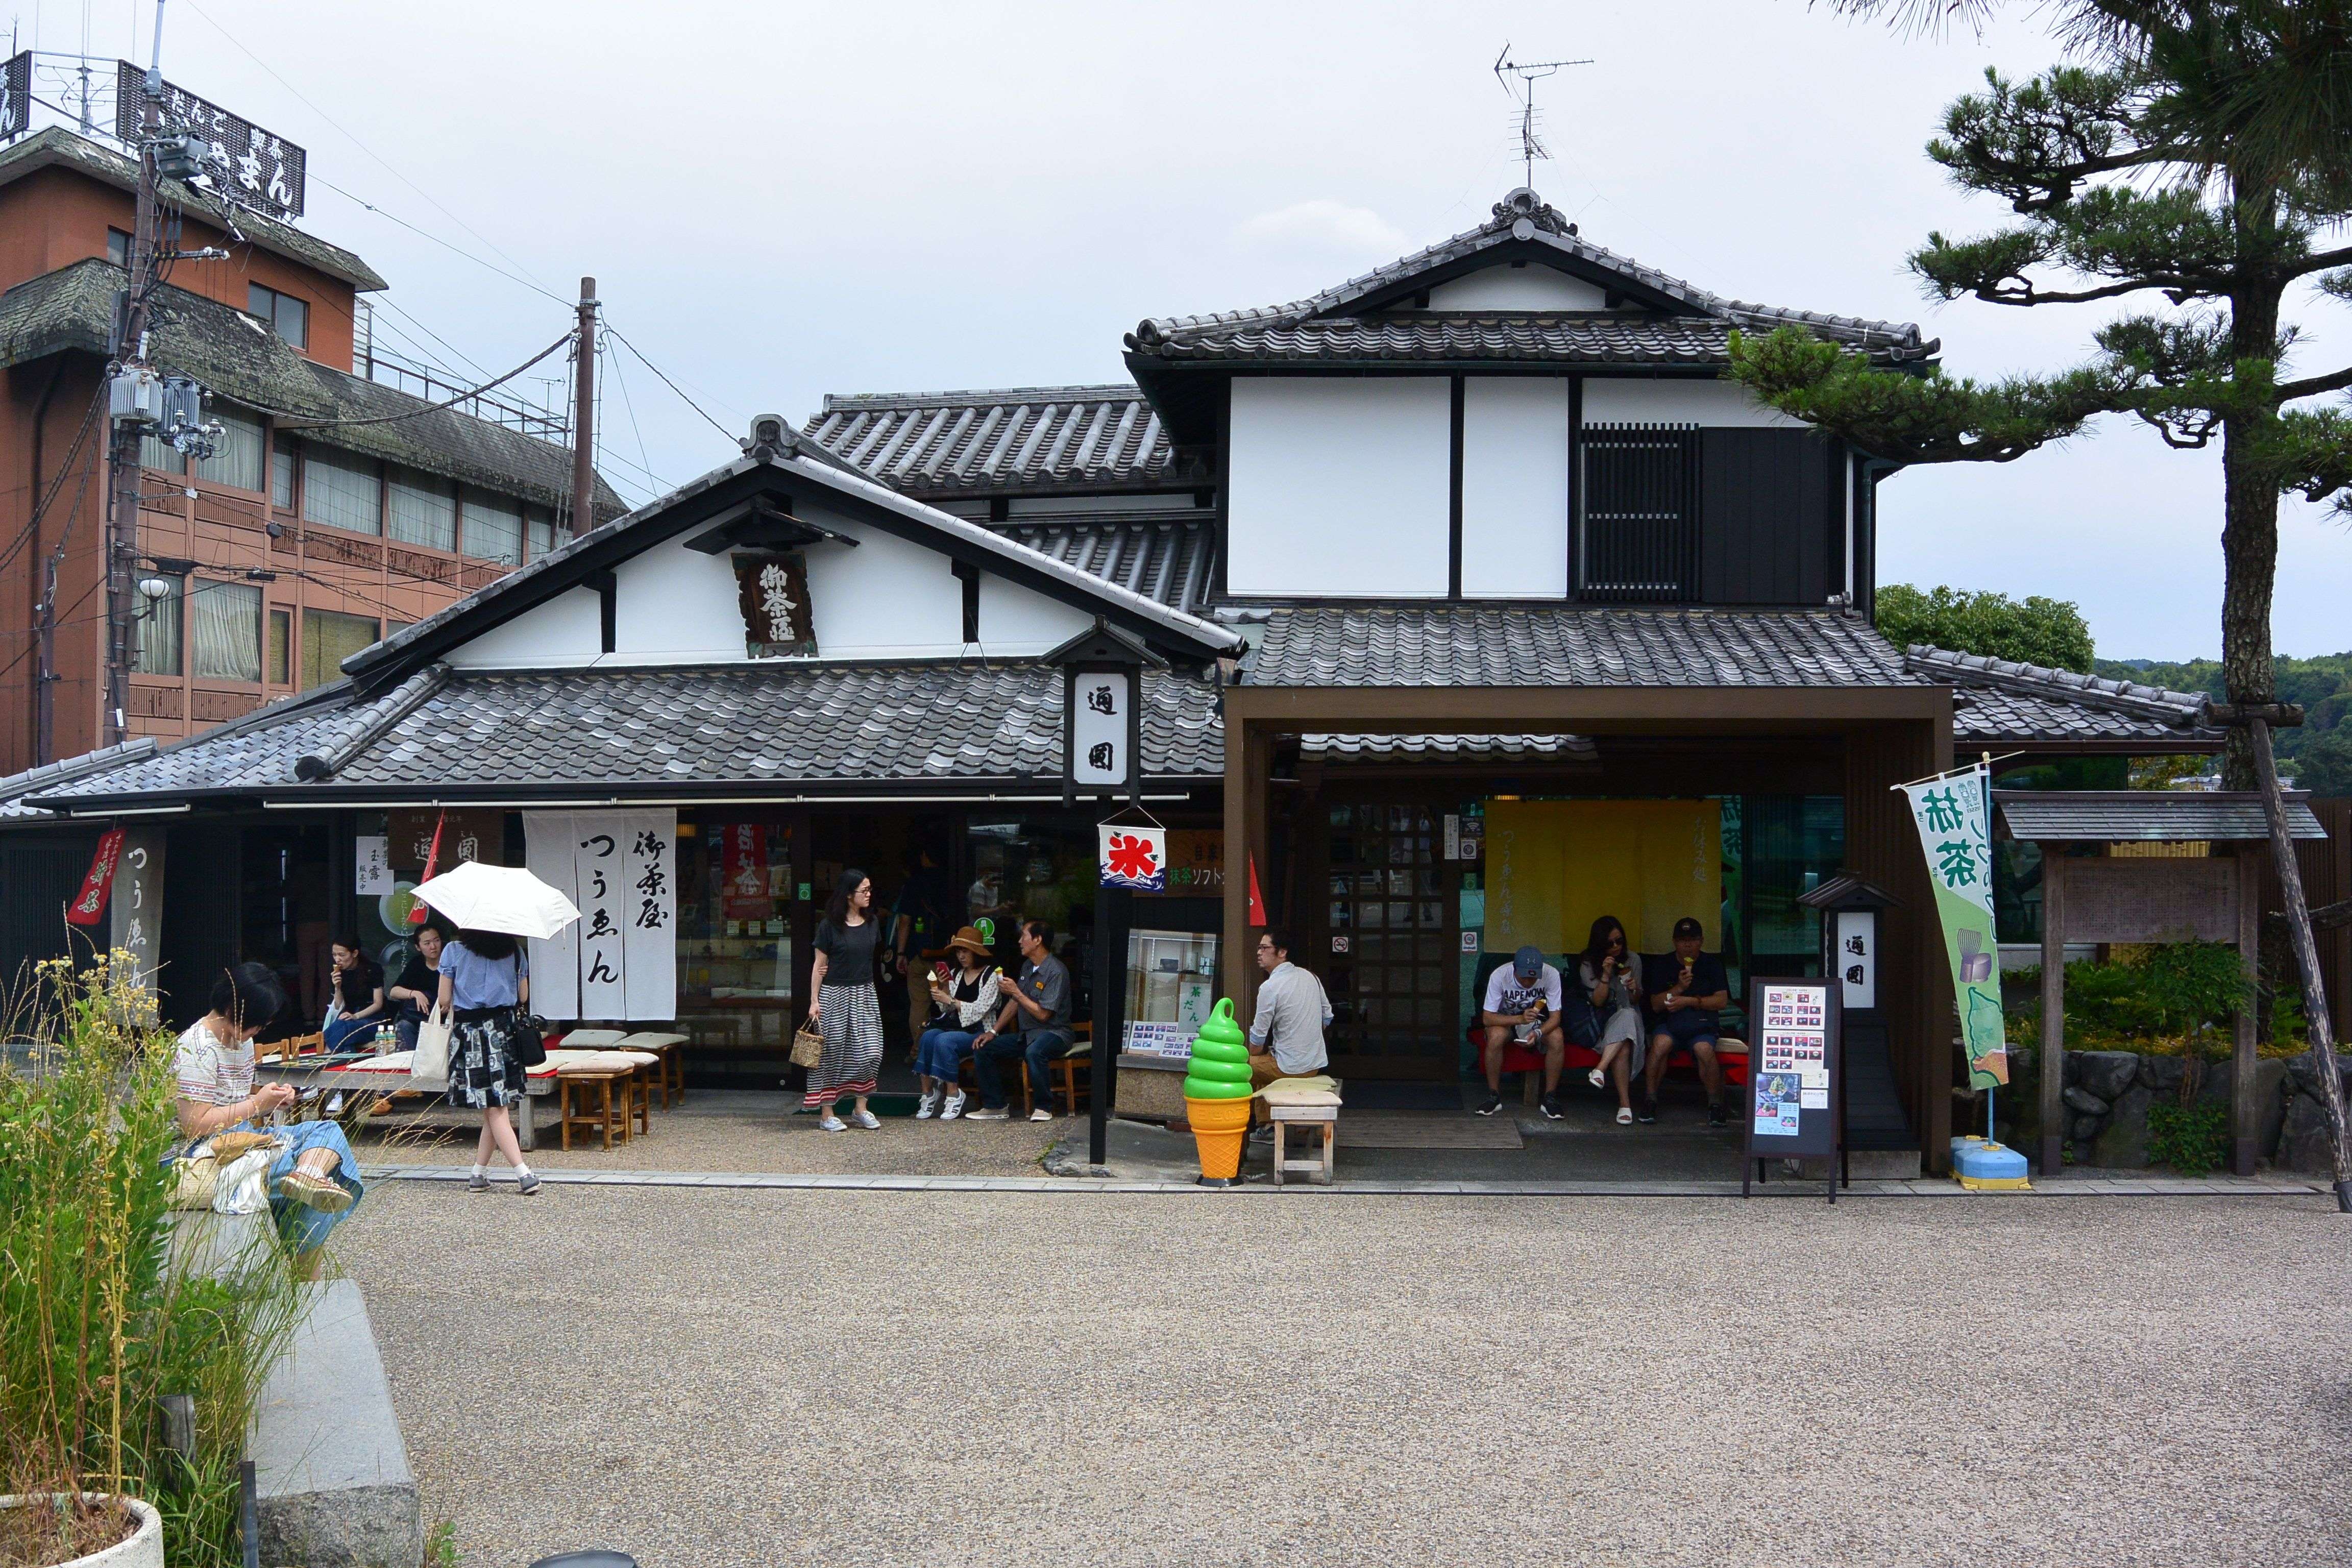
[{"x1": 1099, "y1": 823, "x2": 1167, "y2": 892}]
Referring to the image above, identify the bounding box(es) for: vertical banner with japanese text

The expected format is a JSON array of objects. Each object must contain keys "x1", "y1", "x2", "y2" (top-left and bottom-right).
[
  {"x1": 1901, "y1": 764, "x2": 2008, "y2": 1088},
  {"x1": 522, "y1": 813, "x2": 581, "y2": 1021},
  {"x1": 108, "y1": 829, "x2": 165, "y2": 989},
  {"x1": 524, "y1": 810, "x2": 675, "y2": 1021}
]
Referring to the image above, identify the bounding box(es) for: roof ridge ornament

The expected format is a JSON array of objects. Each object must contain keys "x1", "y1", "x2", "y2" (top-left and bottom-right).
[{"x1": 1491, "y1": 186, "x2": 1573, "y2": 238}]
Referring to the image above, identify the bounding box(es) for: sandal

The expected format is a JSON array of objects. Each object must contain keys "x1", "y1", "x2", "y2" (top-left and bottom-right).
[
  {"x1": 1587, "y1": 1067, "x2": 1606, "y2": 1089},
  {"x1": 1615, "y1": 1106, "x2": 1634, "y2": 1125}
]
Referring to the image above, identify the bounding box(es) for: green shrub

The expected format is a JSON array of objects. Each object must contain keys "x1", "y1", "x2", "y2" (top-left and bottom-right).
[
  {"x1": 1, "y1": 955, "x2": 301, "y2": 1567},
  {"x1": 2147, "y1": 1100, "x2": 2231, "y2": 1175}
]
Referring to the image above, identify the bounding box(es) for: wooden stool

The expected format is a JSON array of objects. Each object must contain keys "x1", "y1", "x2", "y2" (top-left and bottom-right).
[
  {"x1": 626, "y1": 1067, "x2": 653, "y2": 1137},
  {"x1": 617, "y1": 1035, "x2": 688, "y2": 1109},
  {"x1": 557, "y1": 1068, "x2": 632, "y2": 1150},
  {"x1": 1267, "y1": 1101, "x2": 1338, "y2": 1186}
]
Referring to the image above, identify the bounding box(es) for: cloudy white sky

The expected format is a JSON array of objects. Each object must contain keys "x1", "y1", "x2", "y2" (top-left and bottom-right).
[{"x1": 23, "y1": 0, "x2": 2352, "y2": 659}]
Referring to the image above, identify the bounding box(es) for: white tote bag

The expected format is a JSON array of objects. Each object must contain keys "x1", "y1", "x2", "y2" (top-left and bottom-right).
[{"x1": 412, "y1": 1006, "x2": 453, "y2": 1090}]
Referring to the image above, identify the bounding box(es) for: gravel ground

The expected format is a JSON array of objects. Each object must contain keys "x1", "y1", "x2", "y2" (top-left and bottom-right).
[
  {"x1": 352, "y1": 1090, "x2": 1060, "y2": 1177},
  {"x1": 339, "y1": 1184, "x2": 2351, "y2": 1567}
]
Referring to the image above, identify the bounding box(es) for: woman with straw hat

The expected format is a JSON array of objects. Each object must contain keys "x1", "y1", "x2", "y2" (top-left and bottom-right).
[{"x1": 912, "y1": 926, "x2": 1002, "y2": 1121}]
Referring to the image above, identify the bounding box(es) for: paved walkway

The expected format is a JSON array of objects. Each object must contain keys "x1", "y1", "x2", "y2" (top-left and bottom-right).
[{"x1": 338, "y1": 1182, "x2": 2350, "y2": 1567}]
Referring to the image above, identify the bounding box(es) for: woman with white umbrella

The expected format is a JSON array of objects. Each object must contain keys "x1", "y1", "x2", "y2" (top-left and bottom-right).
[{"x1": 417, "y1": 862, "x2": 579, "y2": 1196}]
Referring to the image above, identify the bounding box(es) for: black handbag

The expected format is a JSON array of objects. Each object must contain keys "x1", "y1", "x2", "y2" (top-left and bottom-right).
[{"x1": 512, "y1": 1010, "x2": 549, "y2": 1068}]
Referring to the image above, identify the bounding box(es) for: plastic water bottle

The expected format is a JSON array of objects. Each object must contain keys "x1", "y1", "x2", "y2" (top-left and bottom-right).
[{"x1": 374, "y1": 1022, "x2": 395, "y2": 1055}]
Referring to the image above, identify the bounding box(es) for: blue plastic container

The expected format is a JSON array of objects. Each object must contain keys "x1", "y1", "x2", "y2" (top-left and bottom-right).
[{"x1": 1951, "y1": 1135, "x2": 2030, "y2": 1190}]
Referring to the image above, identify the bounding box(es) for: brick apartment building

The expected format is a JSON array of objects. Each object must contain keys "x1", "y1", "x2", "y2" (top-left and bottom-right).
[{"x1": 0, "y1": 126, "x2": 621, "y2": 773}]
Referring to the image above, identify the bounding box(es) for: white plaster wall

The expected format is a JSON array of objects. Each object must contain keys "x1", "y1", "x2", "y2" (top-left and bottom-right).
[
  {"x1": 437, "y1": 503, "x2": 1109, "y2": 669},
  {"x1": 1581, "y1": 377, "x2": 1802, "y2": 428},
  {"x1": 1424, "y1": 266, "x2": 1608, "y2": 310},
  {"x1": 1459, "y1": 377, "x2": 1570, "y2": 598},
  {"x1": 1226, "y1": 377, "x2": 1452, "y2": 597},
  {"x1": 443, "y1": 586, "x2": 601, "y2": 668}
]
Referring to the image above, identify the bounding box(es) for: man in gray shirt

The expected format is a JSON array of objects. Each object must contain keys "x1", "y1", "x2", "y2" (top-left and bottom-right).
[
  {"x1": 969, "y1": 918, "x2": 1071, "y2": 1123},
  {"x1": 1246, "y1": 928, "x2": 1332, "y2": 1137}
]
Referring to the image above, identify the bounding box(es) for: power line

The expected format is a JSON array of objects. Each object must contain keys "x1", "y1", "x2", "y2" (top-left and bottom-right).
[
  {"x1": 600, "y1": 334, "x2": 668, "y2": 497},
  {"x1": 265, "y1": 331, "x2": 574, "y2": 431},
  {"x1": 603, "y1": 325, "x2": 737, "y2": 444}
]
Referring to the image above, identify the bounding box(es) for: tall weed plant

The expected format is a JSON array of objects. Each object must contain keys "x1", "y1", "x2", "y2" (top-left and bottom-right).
[{"x1": 1, "y1": 956, "x2": 301, "y2": 1567}]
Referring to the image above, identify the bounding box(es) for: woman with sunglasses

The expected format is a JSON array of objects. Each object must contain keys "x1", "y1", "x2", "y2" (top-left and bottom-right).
[{"x1": 1576, "y1": 916, "x2": 1645, "y2": 1125}]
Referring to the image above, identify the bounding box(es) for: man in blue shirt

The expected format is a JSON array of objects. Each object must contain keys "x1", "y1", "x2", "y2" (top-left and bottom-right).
[
  {"x1": 1644, "y1": 916, "x2": 1732, "y2": 1126},
  {"x1": 968, "y1": 918, "x2": 1071, "y2": 1123}
]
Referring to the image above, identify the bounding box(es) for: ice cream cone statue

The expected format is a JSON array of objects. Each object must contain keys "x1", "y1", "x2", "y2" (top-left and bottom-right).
[{"x1": 1183, "y1": 997, "x2": 1255, "y2": 1183}]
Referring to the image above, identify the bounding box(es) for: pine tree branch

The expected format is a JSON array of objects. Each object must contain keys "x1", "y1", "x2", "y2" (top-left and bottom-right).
[{"x1": 2277, "y1": 365, "x2": 2352, "y2": 402}]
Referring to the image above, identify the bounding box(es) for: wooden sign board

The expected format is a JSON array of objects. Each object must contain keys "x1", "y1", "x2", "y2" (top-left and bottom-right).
[
  {"x1": 2056, "y1": 856, "x2": 2240, "y2": 944},
  {"x1": 1743, "y1": 976, "x2": 1842, "y2": 1201},
  {"x1": 386, "y1": 808, "x2": 507, "y2": 870}
]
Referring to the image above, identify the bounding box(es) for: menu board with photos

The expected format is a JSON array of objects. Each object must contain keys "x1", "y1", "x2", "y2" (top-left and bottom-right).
[{"x1": 1744, "y1": 976, "x2": 1842, "y2": 1182}]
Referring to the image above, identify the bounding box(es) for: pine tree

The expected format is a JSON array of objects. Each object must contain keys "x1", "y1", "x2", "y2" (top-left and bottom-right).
[{"x1": 1730, "y1": 2, "x2": 2352, "y2": 786}]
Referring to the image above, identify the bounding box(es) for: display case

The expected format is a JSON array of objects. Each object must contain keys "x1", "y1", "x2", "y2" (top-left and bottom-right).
[
  {"x1": 1123, "y1": 928, "x2": 1217, "y2": 1054},
  {"x1": 676, "y1": 818, "x2": 798, "y2": 1071}
]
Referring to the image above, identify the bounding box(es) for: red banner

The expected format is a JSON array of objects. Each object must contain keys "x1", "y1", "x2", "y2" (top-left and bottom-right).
[
  {"x1": 722, "y1": 822, "x2": 770, "y2": 919},
  {"x1": 66, "y1": 827, "x2": 126, "y2": 926}
]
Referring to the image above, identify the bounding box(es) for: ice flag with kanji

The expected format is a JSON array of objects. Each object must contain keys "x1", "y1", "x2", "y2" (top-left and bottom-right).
[
  {"x1": 1098, "y1": 823, "x2": 1167, "y2": 892},
  {"x1": 1901, "y1": 764, "x2": 2007, "y2": 1087}
]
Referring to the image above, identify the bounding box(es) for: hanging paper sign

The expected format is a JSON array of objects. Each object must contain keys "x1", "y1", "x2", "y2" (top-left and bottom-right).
[
  {"x1": 355, "y1": 835, "x2": 393, "y2": 896},
  {"x1": 1071, "y1": 670, "x2": 1132, "y2": 787},
  {"x1": 1900, "y1": 765, "x2": 2008, "y2": 1088},
  {"x1": 1099, "y1": 823, "x2": 1166, "y2": 892},
  {"x1": 66, "y1": 828, "x2": 127, "y2": 927}
]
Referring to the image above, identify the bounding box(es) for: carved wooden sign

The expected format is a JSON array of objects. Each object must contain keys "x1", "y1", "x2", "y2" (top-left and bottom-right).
[
  {"x1": 732, "y1": 551, "x2": 816, "y2": 658},
  {"x1": 2056, "y1": 856, "x2": 2241, "y2": 944}
]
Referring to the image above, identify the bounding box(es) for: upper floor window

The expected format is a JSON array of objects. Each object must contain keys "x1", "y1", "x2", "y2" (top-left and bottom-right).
[
  {"x1": 271, "y1": 443, "x2": 297, "y2": 509},
  {"x1": 188, "y1": 579, "x2": 263, "y2": 683},
  {"x1": 191, "y1": 405, "x2": 264, "y2": 493},
  {"x1": 248, "y1": 282, "x2": 309, "y2": 351},
  {"x1": 387, "y1": 467, "x2": 458, "y2": 552},
  {"x1": 460, "y1": 490, "x2": 523, "y2": 565},
  {"x1": 107, "y1": 228, "x2": 132, "y2": 267},
  {"x1": 1577, "y1": 423, "x2": 1700, "y2": 602},
  {"x1": 525, "y1": 505, "x2": 557, "y2": 560},
  {"x1": 132, "y1": 574, "x2": 184, "y2": 676},
  {"x1": 302, "y1": 446, "x2": 382, "y2": 535}
]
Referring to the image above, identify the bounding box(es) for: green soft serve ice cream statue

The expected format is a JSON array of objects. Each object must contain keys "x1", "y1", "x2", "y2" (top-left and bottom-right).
[{"x1": 1183, "y1": 997, "x2": 1254, "y2": 1184}]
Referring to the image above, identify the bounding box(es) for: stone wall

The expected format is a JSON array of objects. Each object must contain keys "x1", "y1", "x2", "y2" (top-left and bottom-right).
[{"x1": 1998, "y1": 1045, "x2": 2344, "y2": 1171}]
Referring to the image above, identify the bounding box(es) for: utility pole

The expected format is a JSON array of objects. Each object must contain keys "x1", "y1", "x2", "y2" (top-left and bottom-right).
[
  {"x1": 570, "y1": 276, "x2": 597, "y2": 538},
  {"x1": 101, "y1": 3, "x2": 170, "y2": 747}
]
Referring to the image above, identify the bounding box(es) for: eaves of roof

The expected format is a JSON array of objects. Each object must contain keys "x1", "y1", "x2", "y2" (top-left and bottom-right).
[
  {"x1": 0, "y1": 259, "x2": 623, "y2": 517},
  {"x1": 0, "y1": 127, "x2": 387, "y2": 291},
  {"x1": 342, "y1": 440, "x2": 1245, "y2": 689},
  {"x1": 805, "y1": 385, "x2": 1195, "y2": 497}
]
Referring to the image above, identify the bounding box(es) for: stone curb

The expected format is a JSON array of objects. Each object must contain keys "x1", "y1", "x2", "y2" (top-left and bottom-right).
[{"x1": 361, "y1": 1165, "x2": 2330, "y2": 1198}]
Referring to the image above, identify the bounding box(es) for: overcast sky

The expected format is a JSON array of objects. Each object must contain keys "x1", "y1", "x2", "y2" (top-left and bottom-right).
[{"x1": 24, "y1": 0, "x2": 2352, "y2": 660}]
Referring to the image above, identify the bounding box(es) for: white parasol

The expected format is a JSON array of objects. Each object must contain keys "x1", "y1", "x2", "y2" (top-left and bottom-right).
[{"x1": 412, "y1": 861, "x2": 580, "y2": 940}]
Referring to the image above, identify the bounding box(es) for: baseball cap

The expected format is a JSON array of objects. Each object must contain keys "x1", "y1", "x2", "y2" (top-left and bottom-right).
[
  {"x1": 1672, "y1": 917, "x2": 1704, "y2": 941},
  {"x1": 1513, "y1": 944, "x2": 1545, "y2": 981}
]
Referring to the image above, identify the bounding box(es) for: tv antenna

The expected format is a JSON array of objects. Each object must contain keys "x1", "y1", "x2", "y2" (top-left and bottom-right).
[{"x1": 1492, "y1": 45, "x2": 1592, "y2": 190}]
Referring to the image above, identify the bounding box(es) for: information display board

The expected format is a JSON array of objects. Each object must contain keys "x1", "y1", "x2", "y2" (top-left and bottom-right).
[{"x1": 1742, "y1": 976, "x2": 1842, "y2": 1200}]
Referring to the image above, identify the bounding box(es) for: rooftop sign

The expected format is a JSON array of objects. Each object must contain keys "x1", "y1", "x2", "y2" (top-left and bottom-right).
[{"x1": 115, "y1": 60, "x2": 306, "y2": 218}]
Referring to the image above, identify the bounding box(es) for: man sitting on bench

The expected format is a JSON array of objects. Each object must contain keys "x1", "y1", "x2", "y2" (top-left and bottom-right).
[
  {"x1": 1477, "y1": 945, "x2": 1565, "y2": 1121},
  {"x1": 1641, "y1": 916, "x2": 1732, "y2": 1126}
]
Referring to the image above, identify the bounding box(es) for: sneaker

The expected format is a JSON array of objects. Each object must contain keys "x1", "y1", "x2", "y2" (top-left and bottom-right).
[
  {"x1": 915, "y1": 1089, "x2": 940, "y2": 1120},
  {"x1": 1708, "y1": 1100, "x2": 1728, "y2": 1128},
  {"x1": 1635, "y1": 1095, "x2": 1657, "y2": 1124},
  {"x1": 1586, "y1": 1067, "x2": 1605, "y2": 1090},
  {"x1": 518, "y1": 1170, "x2": 542, "y2": 1196},
  {"x1": 1474, "y1": 1095, "x2": 1503, "y2": 1117},
  {"x1": 323, "y1": 1090, "x2": 347, "y2": 1116},
  {"x1": 940, "y1": 1091, "x2": 966, "y2": 1120},
  {"x1": 817, "y1": 1114, "x2": 847, "y2": 1132},
  {"x1": 1029, "y1": 1106, "x2": 1055, "y2": 1122},
  {"x1": 1248, "y1": 1123, "x2": 1276, "y2": 1143},
  {"x1": 967, "y1": 1107, "x2": 1010, "y2": 1121},
  {"x1": 467, "y1": 1170, "x2": 489, "y2": 1193},
  {"x1": 850, "y1": 1108, "x2": 881, "y2": 1130},
  {"x1": 1539, "y1": 1095, "x2": 1563, "y2": 1121}
]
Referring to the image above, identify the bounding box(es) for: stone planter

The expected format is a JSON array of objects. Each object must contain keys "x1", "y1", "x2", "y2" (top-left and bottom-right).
[{"x1": 0, "y1": 1495, "x2": 164, "y2": 1568}]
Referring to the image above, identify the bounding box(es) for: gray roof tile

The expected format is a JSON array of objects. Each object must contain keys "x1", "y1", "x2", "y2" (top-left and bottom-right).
[
  {"x1": 1994, "y1": 791, "x2": 2325, "y2": 842},
  {"x1": 805, "y1": 386, "x2": 1186, "y2": 495}
]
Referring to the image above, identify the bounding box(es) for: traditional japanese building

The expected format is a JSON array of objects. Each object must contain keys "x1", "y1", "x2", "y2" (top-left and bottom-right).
[{"x1": 2, "y1": 188, "x2": 2237, "y2": 1172}]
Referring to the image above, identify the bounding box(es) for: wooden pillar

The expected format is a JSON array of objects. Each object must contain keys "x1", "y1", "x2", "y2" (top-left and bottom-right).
[
  {"x1": 2039, "y1": 851, "x2": 2066, "y2": 1177},
  {"x1": 1220, "y1": 706, "x2": 1259, "y2": 1020},
  {"x1": 1842, "y1": 715, "x2": 1952, "y2": 1170},
  {"x1": 2234, "y1": 843, "x2": 2262, "y2": 1177}
]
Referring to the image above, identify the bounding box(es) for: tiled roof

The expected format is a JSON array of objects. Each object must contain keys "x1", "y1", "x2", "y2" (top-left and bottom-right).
[
  {"x1": 1131, "y1": 314, "x2": 1765, "y2": 367},
  {"x1": 1298, "y1": 733, "x2": 1598, "y2": 764},
  {"x1": 0, "y1": 739, "x2": 156, "y2": 821},
  {"x1": 1129, "y1": 189, "x2": 1929, "y2": 369},
  {"x1": 1910, "y1": 647, "x2": 2218, "y2": 745},
  {"x1": 805, "y1": 387, "x2": 1188, "y2": 495},
  {"x1": 1994, "y1": 791, "x2": 2326, "y2": 842},
  {"x1": 0, "y1": 260, "x2": 623, "y2": 518},
  {"x1": 0, "y1": 128, "x2": 387, "y2": 290},
  {"x1": 22, "y1": 662, "x2": 1224, "y2": 807},
  {"x1": 1241, "y1": 606, "x2": 1913, "y2": 688},
  {"x1": 993, "y1": 517, "x2": 1217, "y2": 618}
]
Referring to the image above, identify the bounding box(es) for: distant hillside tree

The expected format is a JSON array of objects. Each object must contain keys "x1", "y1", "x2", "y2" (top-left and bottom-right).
[
  {"x1": 1732, "y1": 2, "x2": 2352, "y2": 788},
  {"x1": 2096, "y1": 649, "x2": 2352, "y2": 791},
  {"x1": 1877, "y1": 583, "x2": 2095, "y2": 671}
]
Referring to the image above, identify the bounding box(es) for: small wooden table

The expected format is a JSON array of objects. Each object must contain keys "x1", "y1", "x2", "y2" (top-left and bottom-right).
[
  {"x1": 557, "y1": 1068, "x2": 635, "y2": 1150},
  {"x1": 1266, "y1": 1099, "x2": 1338, "y2": 1186}
]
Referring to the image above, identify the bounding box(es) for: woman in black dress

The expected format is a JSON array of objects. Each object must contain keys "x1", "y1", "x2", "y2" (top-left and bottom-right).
[{"x1": 804, "y1": 869, "x2": 881, "y2": 1132}]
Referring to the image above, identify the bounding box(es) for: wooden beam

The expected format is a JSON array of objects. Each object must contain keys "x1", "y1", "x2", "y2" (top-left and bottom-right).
[{"x1": 2039, "y1": 853, "x2": 2065, "y2": 1178}]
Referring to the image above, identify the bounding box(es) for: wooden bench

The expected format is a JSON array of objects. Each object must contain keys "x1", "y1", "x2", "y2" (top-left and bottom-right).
[
  {"x1": 1265, "y1": 1094, "x2": 1338, "y2": 1186},
  {"x1": 616, "y1": 1032, "x2": 689, "y2": 1110},
  {"x1": 556, "y1": 1068, "x2": 633, "y2": 1150}
]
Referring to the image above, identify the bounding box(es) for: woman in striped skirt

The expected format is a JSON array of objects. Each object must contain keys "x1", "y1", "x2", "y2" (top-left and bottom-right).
[{"x1": 804, "y1": 869, "x2": 883, "y2": 1131}]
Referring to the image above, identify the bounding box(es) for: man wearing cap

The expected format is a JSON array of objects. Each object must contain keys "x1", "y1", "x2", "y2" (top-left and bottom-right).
[
  {"x1": 1644, "y1": 915, "x2": 1733, "y2": 1125},
  {"x1": 1478, "y1": 944, "x2": 1566, "y2": 1120}
]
